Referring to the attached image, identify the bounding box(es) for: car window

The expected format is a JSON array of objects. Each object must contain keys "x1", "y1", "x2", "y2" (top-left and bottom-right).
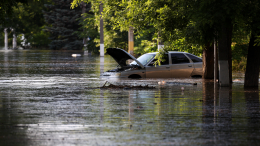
[
  {"x1": 171, "y1": 53, "x2": 190, "y2": 64},
  {"x1": 186, "y1": 54, "x2": 202, "y2": 62},
  {"x1": 130, "y1": 54, "x2": 155, "y2": 66},
  {"x1": 151, "y1": 54, "x2": 169, "y2": 66}
]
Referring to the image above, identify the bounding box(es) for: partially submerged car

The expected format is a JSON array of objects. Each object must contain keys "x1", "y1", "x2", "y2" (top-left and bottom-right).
[{"x1": 101, "y1": 48, "x2": 203, "y2": 78}]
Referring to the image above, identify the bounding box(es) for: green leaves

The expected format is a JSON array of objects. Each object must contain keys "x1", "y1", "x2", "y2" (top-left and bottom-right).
[
  {"x1": 44, "y1": 0, "x2": 83, "y2": 50},
  {"x1": 0, "y1": 0, "x2": 28, "y2": 22},
  {"x1": 153, "y1": 48, "x2": 168, "y2": 67}
]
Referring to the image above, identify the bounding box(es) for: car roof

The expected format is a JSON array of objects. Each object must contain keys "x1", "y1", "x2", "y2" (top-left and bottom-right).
[{"x1": 146, "y1": 51, "x2": 187, "y2": 54}]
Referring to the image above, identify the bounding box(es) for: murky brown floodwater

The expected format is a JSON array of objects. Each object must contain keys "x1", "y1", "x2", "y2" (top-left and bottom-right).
[{"x1": 0, "y1": 50, "x2": 259, "y2": 146}]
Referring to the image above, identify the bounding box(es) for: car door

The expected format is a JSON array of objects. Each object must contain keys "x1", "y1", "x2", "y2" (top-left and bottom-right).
[
  {"x1": 185, "y1": 53, "x2": 203, "y2": 76},
  {"x1": 145, "y1": 53, "x2": 171, "y2": 78},
  {"x1": 170, "y1": 53, "x2": 194, "y2": 78}
]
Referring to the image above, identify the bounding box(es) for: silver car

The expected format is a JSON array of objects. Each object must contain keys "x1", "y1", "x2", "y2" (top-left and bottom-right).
[{"x1": 102, "y1": 48, "x2": 203, "y2": 78}]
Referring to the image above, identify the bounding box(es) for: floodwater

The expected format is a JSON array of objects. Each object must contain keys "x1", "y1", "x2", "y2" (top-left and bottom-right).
[{"x1": 0, "y1": 50, "x2": 259, "y2": 146}]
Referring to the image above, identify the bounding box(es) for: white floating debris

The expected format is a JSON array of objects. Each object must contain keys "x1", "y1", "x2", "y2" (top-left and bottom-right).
[
  {"x1": 72, "y1": 54, "x2": 81, "y2": 57},
  {"x1": 158, "y1": 81, "x2": 165, "y2": 85},
  {"x1": 233, "y1": 79, "x2": 241, "y2": 82}
]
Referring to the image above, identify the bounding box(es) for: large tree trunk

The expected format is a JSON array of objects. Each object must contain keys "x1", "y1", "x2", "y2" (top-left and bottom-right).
[
  {"x1": 202, "y1": 43, "x2": 215, "y2": 79},
  {"x1": 244, "y1": 34, "x2": 260, "y2": 88},
  {"x1": 218, "y1": 18, "x2": 233, "y2": 86}
]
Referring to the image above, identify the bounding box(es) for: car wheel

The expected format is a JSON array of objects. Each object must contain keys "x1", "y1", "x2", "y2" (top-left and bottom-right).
[
  {"x1": 191, "y1": 75, "x2": 202, "y2": 78},
  {"x1": 128, "y1": 74, "x2": 142, "y2": 79}
]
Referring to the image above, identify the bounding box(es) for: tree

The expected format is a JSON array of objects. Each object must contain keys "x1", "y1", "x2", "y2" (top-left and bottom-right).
[
  {"x1": 0, "y1": 0, "x2": 28, "y2": 23},
  {"x1": 72, "y1": 0, "x2": 260, "y2": 87},
  {"x1": 77, "y1": 11, "x2": 100, "y2": 54},
  {"x1": 187, "y1": 0, "x2": 260, "y2": 87},
  {"x1": 71, "y1": 0, "x2": 192, "y2": 52},
  {"x1": 243, "y1": 0, "x2": 260, "y2": 88},
  {"x1": 245, "y1": 34, "x2": 260, "y2": 88},
  {"x1": 44, "y1": 0, "x2": 83, "y2": 50},
  {"x1": 71, "y1": 0, "x2": 211, "y2": 77},
  {"x1": 185, "y1": 0, "x2": 242, "y2": 84},
  {"x1": 13, "y1": 0, "x2": 52, "y2": 48},
  {"x1": 1, "y1": 0, "x2": 52, "y2": 49}
]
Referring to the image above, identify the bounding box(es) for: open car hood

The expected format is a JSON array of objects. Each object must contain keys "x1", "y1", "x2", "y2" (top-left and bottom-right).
[{"x1": 106, "y1": 48, "x2": 144, "y2": 68}]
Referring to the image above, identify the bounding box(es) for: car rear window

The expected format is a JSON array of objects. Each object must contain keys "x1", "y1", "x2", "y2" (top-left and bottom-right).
[
  {"x1": 171, "y1": 53, "x2": 190, "y2": 64},
  {"x1": 186, "y1": 54, "x2": 202, "y2": 62}
]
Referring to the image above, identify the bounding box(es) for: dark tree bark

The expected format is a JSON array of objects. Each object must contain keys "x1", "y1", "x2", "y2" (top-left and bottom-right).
[
  {"x1": 244, "y1": 34, "x2": 260, "y2": 88},
  {"x1": 202, "y1": 43, "x2": 215, "y2": 79}
]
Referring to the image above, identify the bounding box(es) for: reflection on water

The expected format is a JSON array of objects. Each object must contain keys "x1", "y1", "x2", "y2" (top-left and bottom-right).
[
  {"x1": 202, "y1": 83, "x2": 233, "y2": 145},
  {"x1": 245, "y1": 89, "x2": 260, "y2": 145},
  {"x1": 0, "y1": 50, "x2": 259, "y2": 145}
]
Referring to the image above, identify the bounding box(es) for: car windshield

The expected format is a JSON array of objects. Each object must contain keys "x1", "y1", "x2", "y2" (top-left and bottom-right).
[{"x1": 131, "y1": 54, "x2": 155, "y2": 66}]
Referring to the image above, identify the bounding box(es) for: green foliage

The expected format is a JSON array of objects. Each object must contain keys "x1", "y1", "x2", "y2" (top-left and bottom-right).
[
  {"x1": 0, "y1": 0, "x2": 28, "y2": 23},
  {"x1": 231, "y1": 43, "x2": 248, "y2": 72},
  {"x1": 163, "y1": 28, "x2": 203, "y2": 57},
  {"x1": 70, "y1": 0, "x2": 204, "y2": 61},
  {"x1": 0, "y1": 33, "x2": 3, "y2": 47},
  {"x1": 76, "y1": 12, "x2": 100, "y2": 54},
  {"x1": 27, "y1": 28, "x2": 51, "y2": 49},
  {"x1": 255, "y1": 36, "x2": 260, "y2": 46},
  {"x1": 153, "y1": 48, "x2": 168, "y2": 67},
  {"x1": 232, "y1": 44, "x2": 248, "y2": 61},
  {"x1": 103, "y1": 22, "x2": 128, "y2": 51},
  {"x1": 134, "y1": 27, "x2": 157, "y2": 55},
  {"x1": 77, "y1": 11, "x2": 129, "y2": 54},
  {"x1": 232, "y1": 57, "x2": 247, "y2": 72},
  {"x1": 44, "y1": 0, "x2": 83, "y2": 50},
  {"x1": 70, "y1": 0, "x2": 259, "y2": 74},
  {"x1": 71, "y1": 0, "x2": 190, "y2": 49},
  {"x1": 134, "y1": 40, "x2": 157, "y2": 55},
  {"x1": 1, "y1": 0, "x2": 52, "y2": 49}
]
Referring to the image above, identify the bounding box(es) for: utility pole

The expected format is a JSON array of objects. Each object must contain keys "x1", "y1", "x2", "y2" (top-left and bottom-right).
[
  {"x1": 4, "y1": 28, "x2": 8, "y2": 50},
  {"x1": 218, "y1": 52, "x2": 230, "y2": 86},
  {"x1": 128, "y1": 26, "x2": 134, "y2": 55},
  {"x1": 99, "y1": 2, "x2": 104, "y2": 57},
  {"x1": 214, "y1": 38, "x2": 217, "y2": 83},
  {"x1": 218, "y1": 20, "x2": 232, "y2": 87}
]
